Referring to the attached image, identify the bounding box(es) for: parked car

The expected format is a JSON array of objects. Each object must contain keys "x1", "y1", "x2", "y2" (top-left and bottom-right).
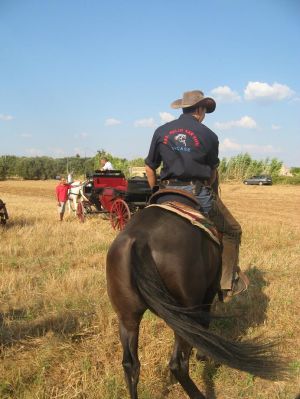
[{"x1": 243, "y1": 175, "x2": 272, "y2": 185}]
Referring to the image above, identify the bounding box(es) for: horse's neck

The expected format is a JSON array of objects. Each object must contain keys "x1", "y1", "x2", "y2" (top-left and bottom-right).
[
  {"x1": 71, "y1": 181, "x2": 81, "y2": 186},
  {"x1": 69, "y1": 181, "x2": 83, "y2": 194}
]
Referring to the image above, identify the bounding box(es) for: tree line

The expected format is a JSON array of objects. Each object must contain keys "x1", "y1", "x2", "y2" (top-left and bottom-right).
[
  {"x1": 218, "y1": 153, "x2": 283, "y2": 181},
  {"x1": 0, "y1": 155, "x2": 94, "y2": 180},
  {"x1": 0, "y1": 151, "x2": 144, "y2": 180},
  {"x1": 0, "y1": 151, "x2": 299, "y2": 182}
]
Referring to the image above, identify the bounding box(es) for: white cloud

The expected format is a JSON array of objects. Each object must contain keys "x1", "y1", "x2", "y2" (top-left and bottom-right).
[
  {"x1": 210, "y1": 86, "x2": 241, "y2": 103},
  {"x1": 220, "y1": 138, "x2": 242, "y2": 151},
  {"x1": 25, "y1": 148, "x2": 43, "y2": 156},
  {"x1": 215, "y1": 116, "x2": 257, "y2": 130},
  {"x1": 159, "y1": 112, "x2": 176, "y2": 123},
  {"x1": 105, "y1": 118, "x2": 121, "y2": 126},
  {"x1": 0, "y1": 114, "x2": 14, "y2": 121},
  {"x1": 243, "y1": 144, "x2": 281, "y2": 153},
  {"x1": 290, "y1": 97, "x2": 300, "y2": 103},
  {"x1": 134, "y1": 118, "x2": 157, "y2": 128},
  {"x1": 220, "y1": 138, "x2": 281, "y2": 154},
  {"x1": 271, "y1": 124, "x2": 281, "y2": 130},
  {"x1": 244, "y1": 81, "x2": 294, "y2": 101},
  {"x1": 20, "y1": 133, "x2": 32, "y2": 138}
]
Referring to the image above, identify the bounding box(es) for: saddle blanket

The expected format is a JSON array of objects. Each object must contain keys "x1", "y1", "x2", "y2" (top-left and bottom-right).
[{"x1": 147, "y1": 201, "x2": 220, "y2": 246}]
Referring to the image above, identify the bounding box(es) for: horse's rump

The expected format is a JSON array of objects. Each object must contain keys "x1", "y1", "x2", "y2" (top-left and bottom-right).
[{"x1": 108, "y1": 207, "x2": 221, "y2": 305}]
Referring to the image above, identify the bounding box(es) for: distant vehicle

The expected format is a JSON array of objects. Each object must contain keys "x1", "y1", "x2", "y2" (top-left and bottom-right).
[{"x1": 243, "y1": 175, "x2": 272, "y2": 185}]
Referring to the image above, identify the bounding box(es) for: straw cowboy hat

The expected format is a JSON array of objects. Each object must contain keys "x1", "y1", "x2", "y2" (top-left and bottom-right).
[{"x1": 171, "y1": 90, "x2": 216, "y2": 113}]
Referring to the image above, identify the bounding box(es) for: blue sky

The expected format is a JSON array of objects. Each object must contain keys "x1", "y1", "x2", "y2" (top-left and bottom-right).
[{"x1": 0, "y1": 0, "x2": 299, "y2": 165}]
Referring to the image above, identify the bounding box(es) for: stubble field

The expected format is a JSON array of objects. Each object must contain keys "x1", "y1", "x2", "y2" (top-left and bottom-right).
[{"x1": 0, "y1": 180, "x2": 299, "y2": 399}]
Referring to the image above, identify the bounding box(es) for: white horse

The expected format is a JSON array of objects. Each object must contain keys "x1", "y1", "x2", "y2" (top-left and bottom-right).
[{"x1": 68, "y1": 181, "x2": 84, "y2": 214}]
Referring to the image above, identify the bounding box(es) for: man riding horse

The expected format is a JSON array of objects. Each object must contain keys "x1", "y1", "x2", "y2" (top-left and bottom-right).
[{"x1": 145, "y1": 89, "x2": 249, "y2": 301}]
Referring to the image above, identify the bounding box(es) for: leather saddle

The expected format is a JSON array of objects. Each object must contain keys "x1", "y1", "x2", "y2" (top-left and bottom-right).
[
  {"x1": 149, "y1": 188, "x2": 200, "y2": 210},
  {"x1": 148, "y1": 189, "x2": 220, "y2": 245}
]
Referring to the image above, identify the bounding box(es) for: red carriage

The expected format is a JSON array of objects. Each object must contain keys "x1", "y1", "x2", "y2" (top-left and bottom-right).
[{"x1": 77, "y1": 170, "x2": 152, "y2": 230}]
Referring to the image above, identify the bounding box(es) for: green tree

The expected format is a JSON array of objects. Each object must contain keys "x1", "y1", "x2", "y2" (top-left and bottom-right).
[{"x1": 290, "y1": 167, "x2": 300, "y2": 176}]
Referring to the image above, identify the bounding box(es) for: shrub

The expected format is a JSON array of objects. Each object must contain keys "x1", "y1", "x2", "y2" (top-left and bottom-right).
[{"x1": 272, "y1": 175, "x2": 300, "y2": 185}]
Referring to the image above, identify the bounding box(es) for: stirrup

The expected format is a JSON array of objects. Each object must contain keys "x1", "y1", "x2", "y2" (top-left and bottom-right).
[{"x1": 219, "y1": 270, "x2": 249, "y2": 303}]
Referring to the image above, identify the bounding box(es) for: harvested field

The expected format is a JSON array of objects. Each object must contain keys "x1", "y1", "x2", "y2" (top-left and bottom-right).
[{"x1": 0, "y1": 180, "x2": 299, "y2": 398}]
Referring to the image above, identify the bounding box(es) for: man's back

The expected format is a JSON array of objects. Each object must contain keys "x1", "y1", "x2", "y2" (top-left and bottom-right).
[{"x1": 145, "y1": 114, "x2": 219, "y2": 181}]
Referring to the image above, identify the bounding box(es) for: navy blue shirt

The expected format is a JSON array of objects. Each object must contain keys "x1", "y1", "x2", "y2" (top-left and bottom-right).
[{"x1": 145, "y1": 114, "x2": 219, "y2": 181}]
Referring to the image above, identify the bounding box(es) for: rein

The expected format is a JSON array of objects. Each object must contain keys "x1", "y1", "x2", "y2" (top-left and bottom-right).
[{"x1": 69, "y1": 191, "x2": 81, "y2": 196}]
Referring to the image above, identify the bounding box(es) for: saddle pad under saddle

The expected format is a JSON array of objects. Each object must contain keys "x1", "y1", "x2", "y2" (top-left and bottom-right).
[{"x1": 147, "y1": 201, "x2": 220, "y2": 246}]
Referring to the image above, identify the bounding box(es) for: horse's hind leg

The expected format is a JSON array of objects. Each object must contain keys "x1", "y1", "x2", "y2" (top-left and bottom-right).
[
  {"x1": 107, "y1": 236, "x2": 146, "y2": 398},
  {"x1": 169, "y1": 334, "x2": 205, "y2": 399},
  {"x1": 119, "y1": 316, "x2": 142, "y2": 399}
]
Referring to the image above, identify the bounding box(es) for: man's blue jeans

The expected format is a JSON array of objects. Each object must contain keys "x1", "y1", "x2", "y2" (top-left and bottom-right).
[
  {"x1": 170, "y1": 184, "x2": 242, "y2": 290},
  {"x1": 171, "y1": 184, "x2": 213, "y2": 215}
]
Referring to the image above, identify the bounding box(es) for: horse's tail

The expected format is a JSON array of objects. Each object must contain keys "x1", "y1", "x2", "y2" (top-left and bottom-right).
[{"x1": 131, "y1": 241, "x2": 287, "y2": 380}]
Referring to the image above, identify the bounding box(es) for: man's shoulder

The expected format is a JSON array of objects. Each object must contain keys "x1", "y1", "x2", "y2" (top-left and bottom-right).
[
  {"x1": 154, "y1": 122, "x2": 169, "y2": 132},
  {"x1": 199, "y1": 123, "x2": 218, "y2": 140},
  {"x1": 152, "y1": 118, "x2": 179, "y2": 138}
]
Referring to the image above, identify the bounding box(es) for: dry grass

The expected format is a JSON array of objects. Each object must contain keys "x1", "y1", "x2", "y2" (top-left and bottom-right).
[{"x1": 0, "y1": 180, "x2": 299, "y2": 399}]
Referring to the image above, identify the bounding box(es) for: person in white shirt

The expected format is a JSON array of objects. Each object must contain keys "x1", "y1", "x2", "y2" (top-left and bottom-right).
[{"x1": 100, "y1": 157, "x2": 114, "y2": 171}]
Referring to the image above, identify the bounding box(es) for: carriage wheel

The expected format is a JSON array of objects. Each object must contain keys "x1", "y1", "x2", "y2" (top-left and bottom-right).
[
  {"x1": 110, "y1": 199, "x2": 131, "y2": 231},
  {"x1": 76, "y1": 202, "x2": 85, "y2": 223},
  {"x1": 82, "y1": 200, "x2": 93, "y2": 214}
]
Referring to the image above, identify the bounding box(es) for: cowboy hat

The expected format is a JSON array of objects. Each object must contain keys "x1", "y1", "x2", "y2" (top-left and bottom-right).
[{"x1": 171, "y1": 90, "x2": 216, "y2": 113}]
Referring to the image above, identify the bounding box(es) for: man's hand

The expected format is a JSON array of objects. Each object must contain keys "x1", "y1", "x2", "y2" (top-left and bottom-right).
[
  {"x1": 209, "y1": 168, "x2": 217, "y2": 186},
  {"x1": 210, "y1": 168, "x2": 219, "y2": 196},
  {"x1": 145, "y1": 164, "x2": 157, "y2": 189},
  {"x1": 152, "y1": 185, "x2": 160, "y2": 194}
]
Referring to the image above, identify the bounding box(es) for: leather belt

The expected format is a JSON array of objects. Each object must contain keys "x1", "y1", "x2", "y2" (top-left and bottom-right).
[
  {"x1": 162, "y1": 179, "x2": 209, "y2": 186},
  {"x1": 162, "y1": 179, "x2": 192, "y2": 186}
]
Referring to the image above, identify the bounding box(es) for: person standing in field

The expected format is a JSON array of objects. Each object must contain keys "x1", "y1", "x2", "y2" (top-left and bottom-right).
[
  {"x1": 100, "y1": 157, "x2": 114, "y2": 171},
  {"x1": 145, "y1": 89, "x2": 249, "y2": 302},
  {"x1": 55, "y1": 178, "x2": 71, "y2": 221}
]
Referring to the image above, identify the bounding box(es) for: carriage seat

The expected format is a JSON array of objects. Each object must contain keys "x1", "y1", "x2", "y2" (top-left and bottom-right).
[{"x1": 127, "y1": 178, "x2": 152, "y2": 195}]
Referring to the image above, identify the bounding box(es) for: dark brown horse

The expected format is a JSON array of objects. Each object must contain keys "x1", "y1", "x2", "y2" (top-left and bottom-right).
[{"x1": 106, "y1": 206, "x2": 284, "y2": 399}]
